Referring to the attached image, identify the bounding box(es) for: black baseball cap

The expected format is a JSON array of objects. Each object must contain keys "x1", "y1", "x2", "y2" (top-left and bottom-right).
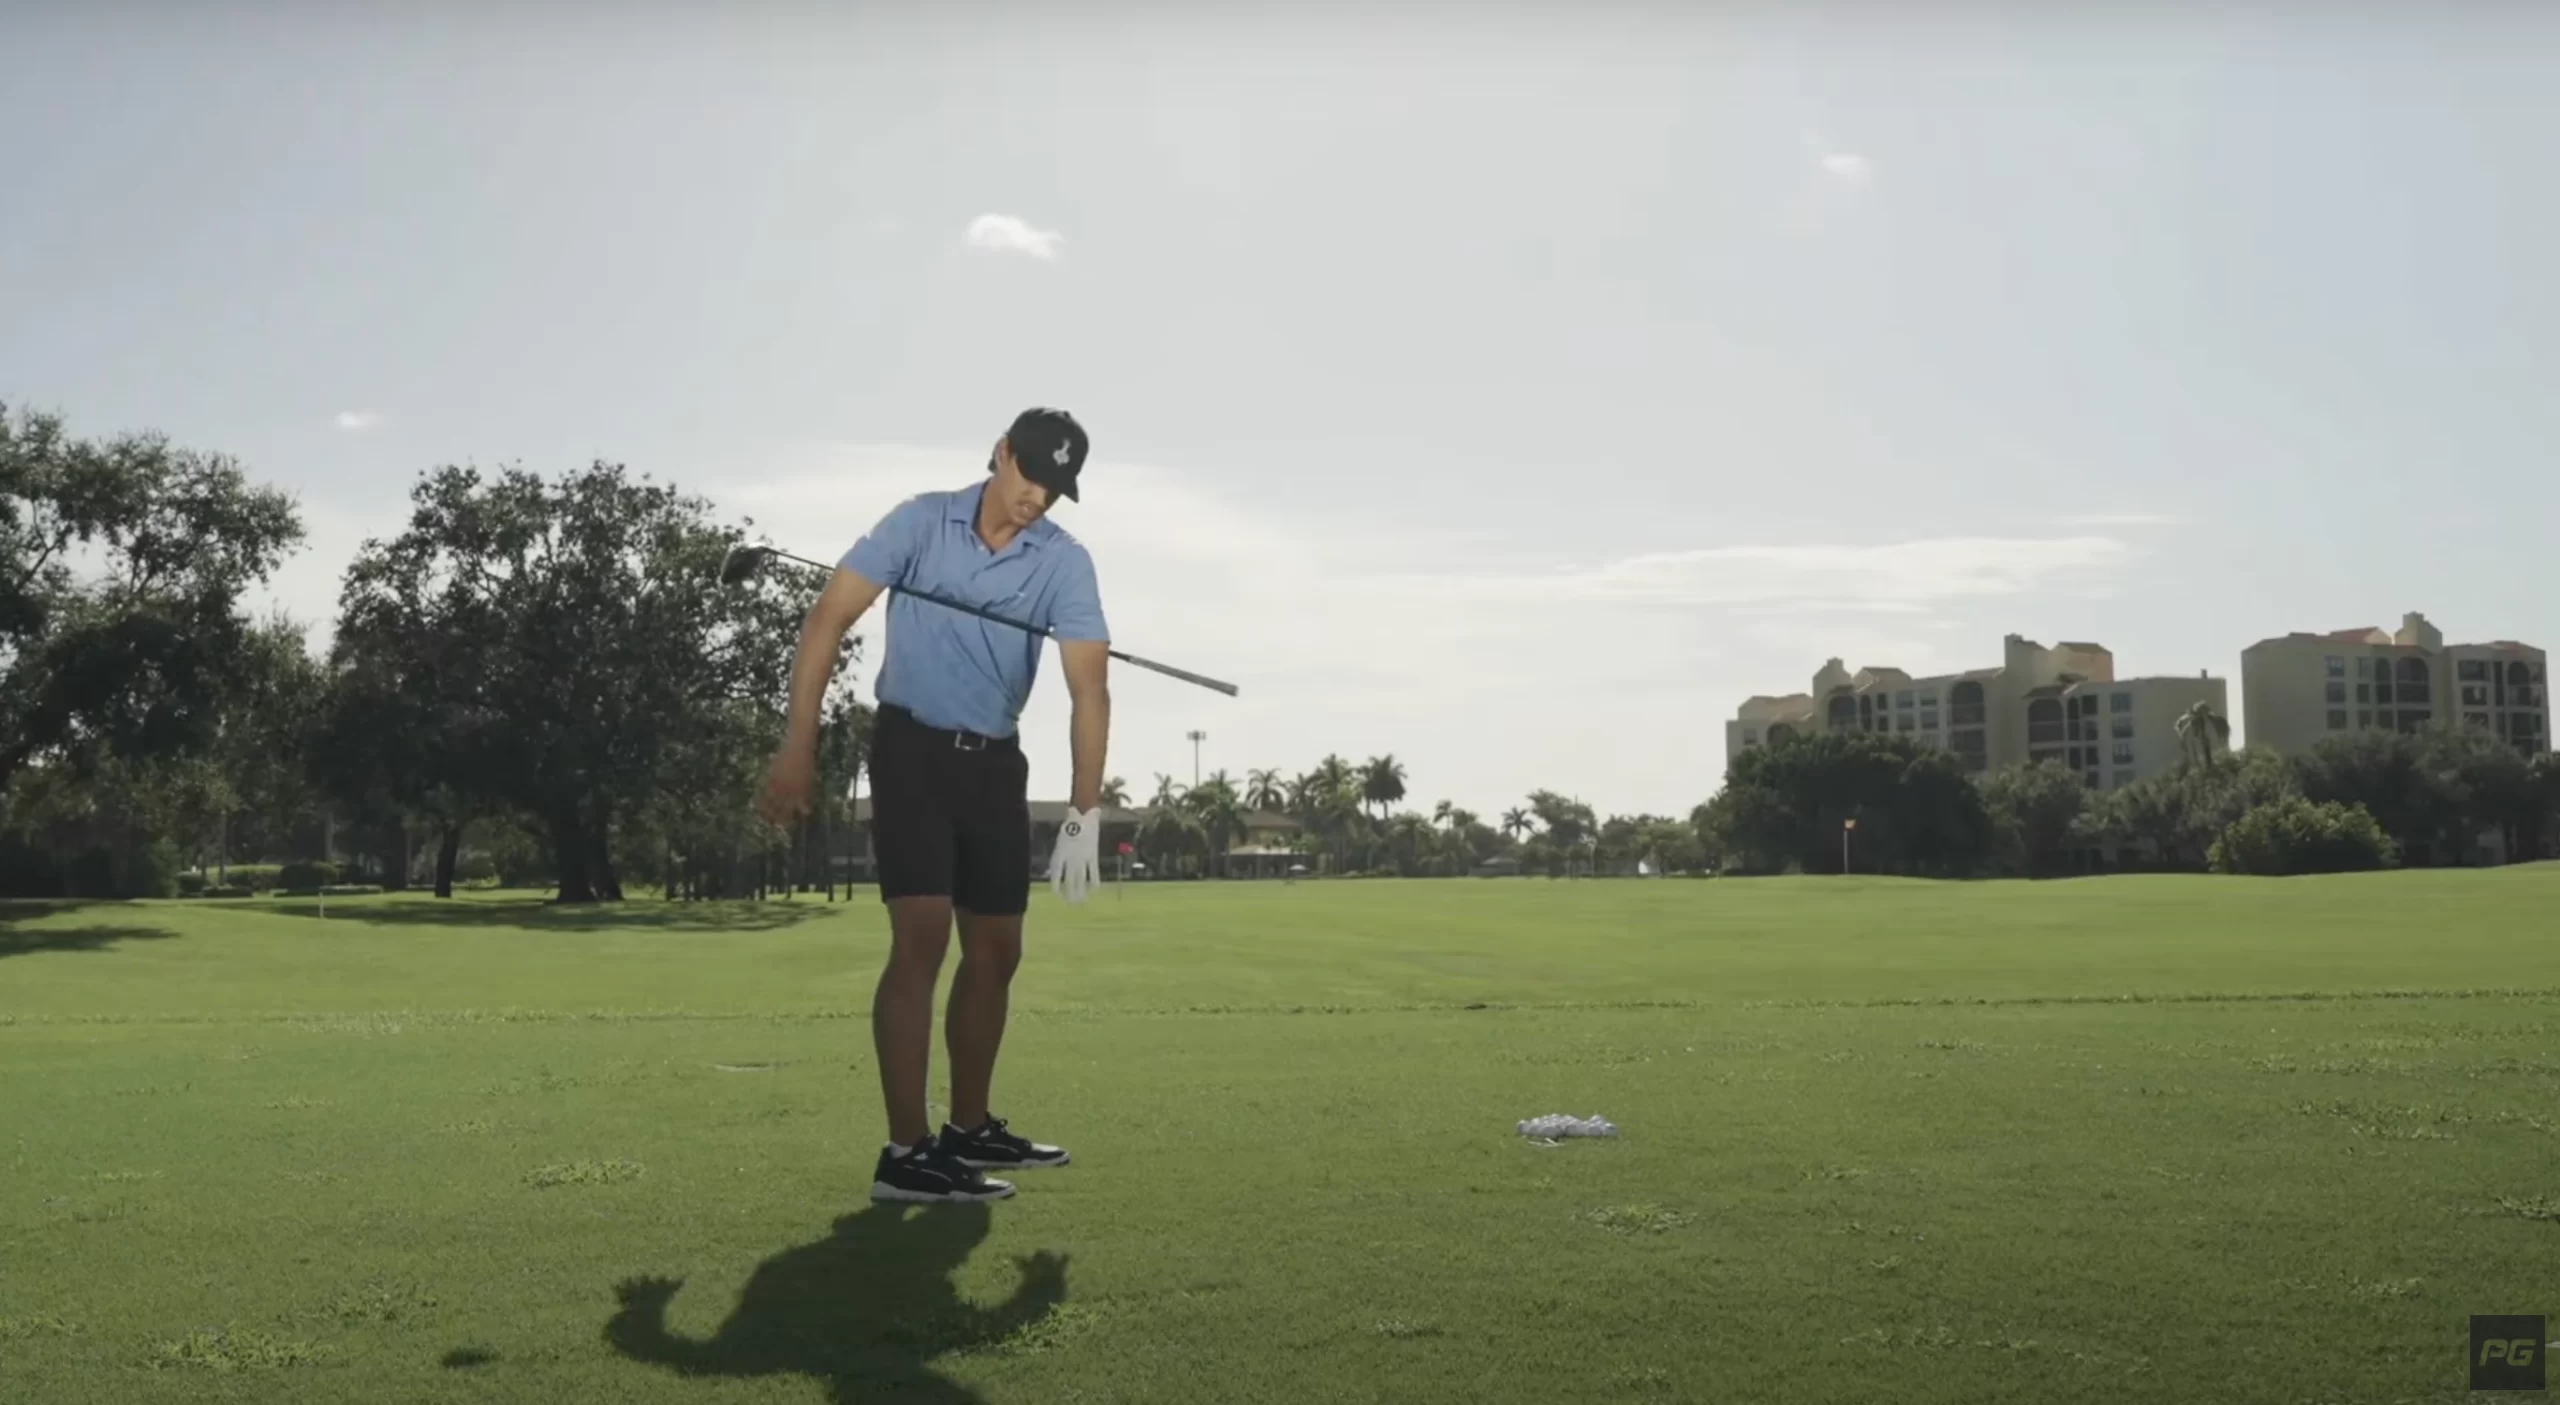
[{"x1": 1005, "y1": 407, "x2": 1089, "y2": 502}]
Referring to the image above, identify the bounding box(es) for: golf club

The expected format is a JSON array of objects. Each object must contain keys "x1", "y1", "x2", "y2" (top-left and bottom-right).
[{"x1": 720, "y1": 543, "x2": 1241, "y2": 697}]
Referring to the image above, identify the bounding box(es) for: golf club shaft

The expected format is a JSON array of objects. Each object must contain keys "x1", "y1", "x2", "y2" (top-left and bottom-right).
[{"x1": 761, "y1": 548, "x2": 1240, "y2": 697}]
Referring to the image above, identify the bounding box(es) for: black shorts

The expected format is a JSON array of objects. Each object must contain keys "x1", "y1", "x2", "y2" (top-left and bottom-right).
[{"x1": 866, "y1": 704, "x2": 1032, "y2": 916}]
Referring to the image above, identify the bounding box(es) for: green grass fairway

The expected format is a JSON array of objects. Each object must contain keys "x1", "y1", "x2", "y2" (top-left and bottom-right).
[{"x1": 6, "y1": 870, "x2": 2559, "y2": 1404}]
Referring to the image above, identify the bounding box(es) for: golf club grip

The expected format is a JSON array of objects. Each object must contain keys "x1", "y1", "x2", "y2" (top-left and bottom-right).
[
  {"x1": 895, "y1": 586, "x2": 1240, "y2": 696},
  {"x1": 1113, "y1": 650, "x2": 1241, "y2": 696}
]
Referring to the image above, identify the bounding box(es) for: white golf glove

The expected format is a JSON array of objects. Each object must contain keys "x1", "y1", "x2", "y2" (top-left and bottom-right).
[{"x1": 1048, "y1": 806, "x2": 1103, "y2": 904}]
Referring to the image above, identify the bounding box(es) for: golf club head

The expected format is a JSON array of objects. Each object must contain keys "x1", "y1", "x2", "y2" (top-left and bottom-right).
[{"x1": 718, "y1": 544, "x2": 772, "y2": 585}]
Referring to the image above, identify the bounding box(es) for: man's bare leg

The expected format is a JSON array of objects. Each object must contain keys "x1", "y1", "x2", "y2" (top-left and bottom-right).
[
  {"x1": 944, "y1": 909, "x2": 1024, "y2": 1133},
  {"x1": 875, "y1": 896, "x2": 954, "y2": 1148}
]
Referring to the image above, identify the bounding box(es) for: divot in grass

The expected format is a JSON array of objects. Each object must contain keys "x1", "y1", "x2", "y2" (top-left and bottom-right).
[
  {"x1": 148, "y1": 1326, "x2": 331, "y2": 1371},
  {"x1": 1372, "y1": 1317, "x2": 1445, "y2": 1340},
  {"x1": 525, "y1": 1159, "x2": 645, "y2": 1189},
  {"x1": 0, "y1": 1314, "x2": 81, "y2": 1341},
  {"x1": 1581, "y1": 1204, "x2": 1692, "y2": 1235},
  {"x1": 323, "y1": 1277, "x2": 441, "y2": 1323},
  {"x1": 2491, "y1": 1194, "x2": 2560, "y2": 1222}
]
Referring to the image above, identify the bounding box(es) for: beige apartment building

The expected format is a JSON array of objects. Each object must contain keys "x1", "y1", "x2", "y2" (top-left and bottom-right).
[
  {"x1": 1726, "y1": 633, "x2": 2228, "y2": 789},
  {"x1": 2240, "y1": 612, "x2": 2549, "y2": 757}
]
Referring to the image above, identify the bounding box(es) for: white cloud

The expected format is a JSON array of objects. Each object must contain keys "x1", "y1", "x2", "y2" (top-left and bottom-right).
[
  {"x1": 963, "y1": 213, "x2": 1064, "y2": 261},
  {"x1": 714, "y1": 445, "x2": 2136, "y2": 817},
  {"x1": 1818, "y1": 151, "x2": 1873, "y2": 184},
  {"x1": 2062, "y1": 512, "x2": 2183, "y2": 527},
  {"x1": 335, "y1": 410, "x2": 382, "y2": 431}
]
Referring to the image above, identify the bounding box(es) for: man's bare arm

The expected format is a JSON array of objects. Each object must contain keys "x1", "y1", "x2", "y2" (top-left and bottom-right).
[
  {"x1": 782, "y1": 567, "x2": 888, "y2": 754},
  {"x1": 1060, "y1": 639, "x2": 1110, "y2": 813}
]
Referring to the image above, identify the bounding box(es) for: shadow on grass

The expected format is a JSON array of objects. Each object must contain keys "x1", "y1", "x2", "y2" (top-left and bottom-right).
[
  {"x1": 601, "y1": 1202, "x2": 1067, "y2": 1403},
  {"x1": 0, "y1": 901, "x2": 177, "y2": 959},
  {"x1": 259, "y1": 897, "x2": 849, "y2": 934}
]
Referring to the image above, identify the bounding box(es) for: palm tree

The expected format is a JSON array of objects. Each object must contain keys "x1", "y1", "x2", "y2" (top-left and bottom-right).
[
  {"x1": 1099, "y1": 776, "x2": 1131, "y2": 808},
  {"x1": 1313, "y1": 754, "x2": 1355, "y2": 801},
  {"x1": 1360, "y1": 755, "x2": 1408, "y2": 818},
  {"x1": 1244, "y1": 768, "x2": 1284, "y2": 814},
  {"x1": 1501, "y1": 807, "x2": 1533, "y2": 840},
  {"x1": 1136, "y1": 805, "x2": 1206, "y2": 878},
  {"x1": 1184, "y1": 778, "x2": 1247, "y2": 878},
  {"x1": 1150, "y1": 772, "x2": 1184, "y2": 809},
  {"x1": 2175, "y1": 702, "x2": 2231, "y2": 771}
]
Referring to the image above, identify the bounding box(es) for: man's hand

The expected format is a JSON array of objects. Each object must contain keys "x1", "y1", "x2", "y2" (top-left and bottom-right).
[
  {"x1": 1047, "y1": 807, "x2": 1102, "y2": 903},
  {"x1": 757, "y1": 741, "x2": 819, "y2": 828},
  {"x1": 758, "y1": 565, "x2": 884, "y2": 829}
]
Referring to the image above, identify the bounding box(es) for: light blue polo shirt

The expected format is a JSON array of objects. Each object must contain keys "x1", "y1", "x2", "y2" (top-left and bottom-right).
[{"x1": 838, "y1": 480, "x2": 1110, "y2": 739}]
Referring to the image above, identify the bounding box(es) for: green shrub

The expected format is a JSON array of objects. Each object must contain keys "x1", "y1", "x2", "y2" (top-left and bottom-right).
[
  {"x1": 131, "y1": 840, "x2": 183, "y2": 899},
  {"x1": 221, "y1": 864, "x2": 284, "y2": 892},
  {"x1": 176, "y1": 872, "x2": 209, "y2": 897},
  {"x1": 2210, "y1": 797, "x2": 2400, "y2": 876},
  {"x1": 277, "y1": 860, "x2": 339, "y2": 891}
]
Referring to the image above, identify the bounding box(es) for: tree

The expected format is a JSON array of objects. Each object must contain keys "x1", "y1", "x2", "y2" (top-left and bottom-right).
[
  {"x1": 1500, "y1": 807, "x2": 1533, "y2": 841},
  {"x1": 2, "y1": 404, "x2": 304, "y2": 795},
  {"x1": 1977, "y1": 760, "x2": 2090, "y2": 877},
  {"x1": 333, "y1": 460, "x2": 822, "y2": 903},
  {"x1": 1360, "y1": 755, "x2": 1408, "y2": 818},
  {"x1": 1181, "y1": 774, "x2": 1246, "y2": 876},
  {"x1": 1713, "y1": 731, "x2": 1994, "y2": 876},
  {"x1": 2523, "y1": 752, "x2": 2560, "y2": 862},
  {"x1": 1098, "y1": 776, "x2": 1131, "y2": 808},
  {"x1": 1243, "y1": 768, "x2": 1283, "y2": 813},
  {"x1": 2175, "y1": 701, "x2": 2231, "y2": 771},
  {"x1": 1524, "y1": 791, "x2": 1596, "y2": 849},
  {"x1": 2209, "y1": 796, "x2": 2398, "y2": 876}
]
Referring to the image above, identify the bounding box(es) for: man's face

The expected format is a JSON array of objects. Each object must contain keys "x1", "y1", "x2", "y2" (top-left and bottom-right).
[{"x1": 992, "y1": 442, "x2": 1060, "y2": 527}]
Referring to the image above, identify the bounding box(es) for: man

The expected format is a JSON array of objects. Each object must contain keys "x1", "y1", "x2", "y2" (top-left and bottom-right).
[{"x1": 757, "y1": 407, "x2": 1112, "y2": 1204}]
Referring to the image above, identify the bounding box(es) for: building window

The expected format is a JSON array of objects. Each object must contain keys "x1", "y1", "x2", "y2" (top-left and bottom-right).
[
  {"x1": 1897, "y1": 690, "x2": 1915, "y2": 709},
  {"x1": 2325, "y1": 681, "x2": 2347, "y2": 704},
  {"x1": 2083, "y1": 770, "x2": 2101, "y2": 790},
  {"x1": 2459, "y1": 660, "x2": 2489, "y2": 682},
  {"x1": 2327, "y1": 709, "x2": 2349, "y2": 730},
  {"x1": 2462, "y1": 684, "x2": 2489, "y2": 706},
  {"x1": 2111, "y1": 717, "x2": 2133, "y2": 739},
  {"x1": 2356, "y1": 683, "x2": 2372, "y2": 703},
  {"x1": 2111, "y1": 741, "x2": 2134, "y2": 764},
  {"x1": 1897, "y1": 714, "x2": 1915, "y2": 732},
  {"x1": 2357, "y1": 709, "x2": 2373, "y2": 729},
  {"x1": 2110, "y1": 692, "x2": 2132, "y2": 713},
  {"x1": 2325, "y1": 655, "x2": 2346, "y2": 677},
  {"x1": 2465, "y1": 712, "x2": 2491, "y2": 730}
]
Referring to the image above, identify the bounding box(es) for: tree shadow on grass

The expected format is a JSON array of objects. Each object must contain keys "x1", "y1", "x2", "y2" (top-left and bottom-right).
[
  {"x1": 601, "y1": 1202, "x2": 1067, "y2": 1403},
  {"x1": 0, "y1": 901, "x2": 177, "y2": 960},
  {"x1": 258, "y1": 897, "x2": 850, "y2": 935}
]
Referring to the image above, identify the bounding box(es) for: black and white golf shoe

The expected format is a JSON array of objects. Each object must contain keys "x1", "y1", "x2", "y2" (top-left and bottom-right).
[
  {"x1": 870, "y1": 1136, "x2": 1017, "y2": 1203},
  {"x1": 939, "y1": 1114, "x2": 1071, "y2": 1172}
]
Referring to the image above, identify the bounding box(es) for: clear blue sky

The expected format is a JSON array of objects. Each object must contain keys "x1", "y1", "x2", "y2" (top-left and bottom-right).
[{"x1": 4, "y1": 6, "x2": 2553, "y2": 819}]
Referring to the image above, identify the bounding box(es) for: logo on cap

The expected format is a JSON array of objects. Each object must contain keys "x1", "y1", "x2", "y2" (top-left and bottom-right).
[{"x1": 1053, "y1": 440, "x2": 1073, "y2": 466}]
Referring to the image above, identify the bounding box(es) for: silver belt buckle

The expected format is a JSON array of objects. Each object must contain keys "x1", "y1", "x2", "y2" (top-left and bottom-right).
[{"x1": 952, "y1": 730, "x2": 988, "y2": 751}]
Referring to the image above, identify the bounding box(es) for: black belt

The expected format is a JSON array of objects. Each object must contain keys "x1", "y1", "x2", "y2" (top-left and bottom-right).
[{"x1": 877, "y1": 704, "x2": 1018, "y2": 753}]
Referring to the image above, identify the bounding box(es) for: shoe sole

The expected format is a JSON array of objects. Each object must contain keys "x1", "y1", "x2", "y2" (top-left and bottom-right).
[
  {"x1": 869, "y1": 1179, "x2": 1017, "y2": 1203},
  {"x1": 951, "y1": 1151, "x2": 1070, "y2": 1170}
]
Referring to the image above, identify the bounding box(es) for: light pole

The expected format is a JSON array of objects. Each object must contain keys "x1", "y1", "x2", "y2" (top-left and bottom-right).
[{"x1": 1185, "y1": 729, "x2": 1207, "y2": 787}]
